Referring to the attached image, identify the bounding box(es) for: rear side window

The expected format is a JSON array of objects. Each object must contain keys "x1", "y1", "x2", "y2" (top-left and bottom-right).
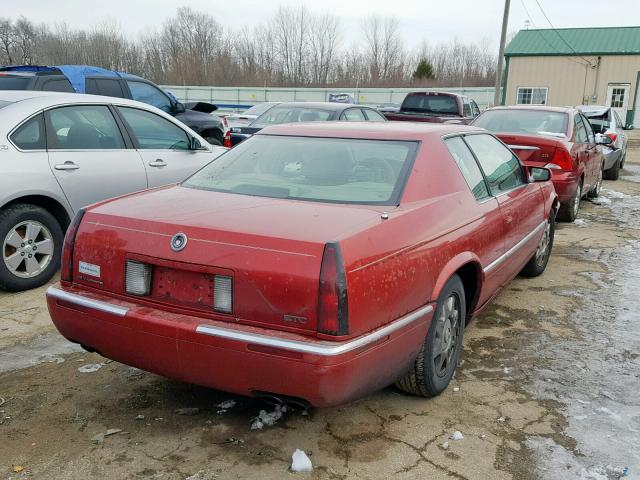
[
  {"x1": 340, "y1": 109, "x2": 366, "y2": 121},
  {"x1": 117, "y1": 107, "x2": 189, "y2": 150},
  {"x1": 445, "y1": 136, "x2": 490, "y2": 201},
  {"x1": 581, "y1": 114, "x2": 595, "y2": 143},
  {"x1": 364, "y1": 109, "x2": 386, "y2": 121},
  {"x1": 463, "y1": 101, "x2": 471, "y2": 117},
  {"x1": 464, "y1": 134, "x2": 526, "y2": 195},
  {"x1": 40, "y1": 78, "x2": 74, "y2": 92},
  {"x1": 46, "y1": 105, "x2": 125, "y2": 150},
  {"x1": 574, "y1": 115, "x2": 589, "y2": 143},
  {"x1": 86, "y1": 78, "x2": 127, "y2": 98},
  {"x1": 10, "y1": 114, "x2": 46, "y2": 150},
  {"x1": 126, "y1": 81, "x2": 172, "y2": 112},
  {"x1": 0, "y1": 76, "x2": 31, "y2": 90}
]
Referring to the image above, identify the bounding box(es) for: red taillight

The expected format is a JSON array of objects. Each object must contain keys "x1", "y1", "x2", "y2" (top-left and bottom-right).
[
  {"x1": 546, "y1": 147, "x2": 574, "y2": 171},
  {"x1": 318, "y1": 243, "x2": 348, "y2": 336},
  {"x1": 60, "y1": 208, "x2": 86, "y2": 282},
  {"x1": 223, "y1": 129, "x2": 232, "y2": 148},
  {"x1": 606, "y1": 132, "x2": 618, "y2": 143}
]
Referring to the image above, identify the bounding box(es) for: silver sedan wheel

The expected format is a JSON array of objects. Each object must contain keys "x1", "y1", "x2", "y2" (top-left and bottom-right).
[{"x1": 2, "y1": 220, "x2": 54, "y2": 279}]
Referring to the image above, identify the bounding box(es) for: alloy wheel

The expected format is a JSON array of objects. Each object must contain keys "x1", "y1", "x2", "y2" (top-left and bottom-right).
[
  {"x1": 2, "y1": 220, "x2": 54, "y2": 279},
  {"x1": 432, "y1": 293, "x2": 461, "y2": 378},
  {"x1": 535, "y1": 220, "x2": 552, "y2": 267}
]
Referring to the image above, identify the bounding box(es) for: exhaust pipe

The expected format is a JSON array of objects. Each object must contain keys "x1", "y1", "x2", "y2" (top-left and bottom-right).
[{"x1": 254, "y1": 391, "x2": 312, "y2": 412}]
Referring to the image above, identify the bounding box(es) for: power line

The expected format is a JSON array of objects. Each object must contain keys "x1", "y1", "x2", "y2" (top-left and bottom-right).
[{"x1": 532, "y1": 0, "x2": 593, "y2": 65}]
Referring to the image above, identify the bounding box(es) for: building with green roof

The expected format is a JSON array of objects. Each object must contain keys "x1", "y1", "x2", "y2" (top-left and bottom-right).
[{"x1": 501, "y1": 26, "x2": 640, "y2": 127}]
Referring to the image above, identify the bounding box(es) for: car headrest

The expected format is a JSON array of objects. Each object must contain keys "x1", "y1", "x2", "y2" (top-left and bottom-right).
[{"x1": 66, "y1": 123, "x2": 101, "y2": 149}]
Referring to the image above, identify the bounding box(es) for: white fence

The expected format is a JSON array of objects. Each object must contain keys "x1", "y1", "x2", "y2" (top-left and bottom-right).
[{"x1": 161, "y1": 85, "x2": 498, "y2": 112}]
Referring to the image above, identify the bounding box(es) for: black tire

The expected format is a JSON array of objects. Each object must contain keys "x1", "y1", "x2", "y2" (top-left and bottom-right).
[
  {"x1": 520, "y1": 211, "x2": 555, "y2": 278},
  {"x1": 557, "y1": 181, "x2": 582, "y2": 222},
  {"x1": 0, "y1": 204, "x2": 63, "y2": 292},
  {"x1": 587, "y1": 166, "x2": 603, "y2": 198},
  {"x1": 603, "y1": 158, "x2": 620, "y2": 181},
  {"x1": 396, "y1": 275, "x2": 465, "y2": 397}
]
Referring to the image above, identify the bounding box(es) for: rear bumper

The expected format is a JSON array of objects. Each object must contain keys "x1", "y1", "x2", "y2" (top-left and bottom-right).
[
  {"x1": 603, "y1": 148, "x2": 622, "y2": 171},
  {"x1": 46, "y1": 284, "x2": 433, "y2": 407},
  {"x1": 549, "y1": 170, "x2": 580, "y2": 204}
]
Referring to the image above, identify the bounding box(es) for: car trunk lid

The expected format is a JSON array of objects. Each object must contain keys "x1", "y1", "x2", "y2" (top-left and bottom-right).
[
  {"x1": 73, "y1": 186, "x2": 383, "y2": 334},
  {"x1": 496, "y1": 133, "x2": 566, "y2": 165}
]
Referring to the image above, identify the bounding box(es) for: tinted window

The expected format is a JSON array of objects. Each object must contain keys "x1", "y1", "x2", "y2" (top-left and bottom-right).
[
  {"x1": 473, "y1": 109, "x2": 568, "y2": 137},
  {"x1": 11, "y1": 114, "x2": 45, "y2": 150},
  {"x1": 118, "y1": 107, "x2": 189, "y2": 150},
  {"x1": 40, "y1": 78, "x2": 74, "y2": 92},
  {"x1": 126, "y1": 81, "x2": 172, "y2": 112},
  {"x1": 86, "y1": 78, "x2": 126, "y2": 98},
  {"x1": 0, "y1": 76, "x2": 31, "y2": 89},
  {"x1": 401, "y1": 94, "x2": 458, "y2": 114},
  {"x1": 341, "y1": 109, "x2": 366, "y2": 121},
  {"x1": 445, "y1": 136, "x2": 490, "y2": 200},
  {"x1": 184, "y1": 135, "x2": 417, "y2": 205},
  {"x1": 463, "y1": 102, "x2": 471, "y2": 117},
  {"x1": 251, "y1": 106, "x2": 333, "y2": 127},
  {"x1": 464, "y1": 134, "x2": 525, "y2": 195},
  {"x1": 584, "y1": 112, "x2": 610, "y2": 134},
  {"x1": 574, "y1": 115, "x2": 589, "y2": 143},
  {"x1": 364, "y1": 109, "x2": 386, "y2": 122},
  {"x1": 46, "y1": 105, "x2": 125, "y2": 150}
]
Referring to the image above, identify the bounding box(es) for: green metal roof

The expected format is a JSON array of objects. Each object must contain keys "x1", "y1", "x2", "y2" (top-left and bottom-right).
[{"x1": 505, "y1": 26, "x2": 640, "y2": 57}]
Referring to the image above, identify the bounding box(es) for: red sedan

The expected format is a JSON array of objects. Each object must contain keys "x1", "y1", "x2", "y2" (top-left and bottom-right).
[
  {"x1": 472, "y1": 106, "x2": 606, "y2": 222},
  {"x1": 46, "y1": 122, "x2": 558, "y2": 407}
]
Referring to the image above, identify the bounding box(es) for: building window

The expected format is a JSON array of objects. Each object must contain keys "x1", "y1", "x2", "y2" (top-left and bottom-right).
[
  {"x1": 516, "y1": 87, "x2": 548, "y2": 105},
  {"x1": 610, "y1": 88, "x2": 626, "y2": 108}
]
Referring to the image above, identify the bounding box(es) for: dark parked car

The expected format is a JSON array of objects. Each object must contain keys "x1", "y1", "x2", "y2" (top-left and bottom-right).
[
  {"x1": 383, "y1": 92, "x2": 480, "y2": 124},
  {"x1": 472, "y1": 106, "x2": 607, "y2": 222},
  {"x1": 229, "y1": 102, "x2": 387, "y2": 146},
  {"x1": 0, "y1": 65, "x2": 226, "y2": 145}
]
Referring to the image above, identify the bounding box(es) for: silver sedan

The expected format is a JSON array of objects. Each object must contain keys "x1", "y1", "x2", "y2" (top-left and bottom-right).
[
  {"x1": 0, "y1": 91, "x2": 226, "y2": 291},
  {"x1": 578, "y1": 105, "x2": 628, "y2": 180}
]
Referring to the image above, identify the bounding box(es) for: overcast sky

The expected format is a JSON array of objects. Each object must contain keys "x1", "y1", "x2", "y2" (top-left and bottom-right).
[{"x1": 4, "y1": 0, "x2": 639, "y2": 50}]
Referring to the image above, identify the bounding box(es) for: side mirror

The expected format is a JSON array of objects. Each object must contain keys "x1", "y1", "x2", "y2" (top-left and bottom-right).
[
  {"x1": 595, "y1": 133, "x2": 613, "y2": 146},
  {"x1": 529, "y1": 166, "x2": 551, "y2": 182},
  {"x1": 174, "y1": 102, "x2": 186, "y2": 114},
  {"x1": 189, "y1": 137, "x2": 202, "y2": 150}
]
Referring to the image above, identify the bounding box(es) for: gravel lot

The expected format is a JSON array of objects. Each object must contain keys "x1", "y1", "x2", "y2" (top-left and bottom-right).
[{"x1": 1, "y1": 133, "x2": 639, "y2": 480}]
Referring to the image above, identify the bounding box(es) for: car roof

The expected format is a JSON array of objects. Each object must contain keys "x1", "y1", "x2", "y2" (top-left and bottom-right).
[
  {"x1": 272, "y1": 102, "x2": 377, "y2": 112},
  {"x1": 258, "y1": 121, "x2": 484, "y2": 140},
  {"x1": 488, "y1": 105, "x2": 573, "y2": 114},
  {"x1": 0, "y1": 90, "x2": 139, "y2": 106}
]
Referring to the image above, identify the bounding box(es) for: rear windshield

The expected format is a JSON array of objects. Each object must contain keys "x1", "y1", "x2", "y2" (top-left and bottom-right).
[
  {"x1": 582, "y1": 112, "x2": 610, "y2": 134},
  {"x1": 251, "y1": 106, "x2": 333, "y2": 127},
  {"x1": 473, "y1": 110, "x2": 569, "y2": 137},
  {"x1": 0, "y1": 100, "x2": 13, "y2": 109},
  {"x1": 401, "y1": 94, "x2": 458, "y2": 115},
  {"x1": 183, "y1": 135, "x2": 418, "y2": 205},
  {"x1": 0, "y1": 76, "x2": 30, "y2": 90},
  {"x1": 243, "y1": 103, "x2": 276, "y2": 116}
]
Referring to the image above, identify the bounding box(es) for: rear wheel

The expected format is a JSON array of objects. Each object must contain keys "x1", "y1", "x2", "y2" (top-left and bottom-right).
[
  {"x1": 396, "y1": 275, "x2": 465, "y2": 397},
  {"x1": 587, "y1": 166, "x2": 603, "y2": 198},
  {"x1": 0, "y1": 204, "x2": 63, "y2": 292},
  {"x1": 557, "y1": 181, "x2": 582, "y2": 222},
  {"x1": 520, "y1": 211, "x2": 555, "y2": 277}
]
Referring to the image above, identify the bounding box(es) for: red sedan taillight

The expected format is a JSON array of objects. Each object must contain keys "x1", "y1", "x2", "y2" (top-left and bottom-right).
[
  {"x1": 223, "y1": 129, "x2": 232, "y2": 148},
  {"x1": 545, "y1": 147, "x2": 574, "y2": 171},
  {"x1": 60, "y1": 208, "x2": 86, "y2": 283},
  {"x1": 606, "y1": 132, "x2": 618, "y2": 143},
  {"x1": 318, "y1": 243, "x2": 348, "y2": 336}
]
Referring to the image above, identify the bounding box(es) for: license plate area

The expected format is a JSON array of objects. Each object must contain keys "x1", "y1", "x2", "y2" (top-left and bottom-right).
[{"x1": 151, "y1": 267, "x2": 214, "y2": 309}]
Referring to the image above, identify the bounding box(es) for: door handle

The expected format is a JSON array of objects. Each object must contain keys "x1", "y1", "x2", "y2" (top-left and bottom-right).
[
  {"x1": 54, "y1": 161, "x2": 80, "y2": 171},
  {"x1": 148, "y1": 159, "x2": 167, "y2": 168}
]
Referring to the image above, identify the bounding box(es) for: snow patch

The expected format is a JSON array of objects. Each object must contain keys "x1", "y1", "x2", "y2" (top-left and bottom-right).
[
  {"x1": 291, "y1": 449, "x2": 313, "y2": 472},
  {"x1": 251, "y1": 405, "x2": 287, "y2": 430},
  {"x1": 450, "y1": 430, "x2": 464, "y2": 441},
  {"x1": 573, "y1": 219, "x2": 588, "y2": 227},
  {"x1": 590, "y1": 197, "x2": 612, "y2": 205},
  {"x1": 604, "y1": 189, "x2": 629, "y2": 199},
  {"x1": 78, "y1": 363, "x2": 104, "y2": 373}
]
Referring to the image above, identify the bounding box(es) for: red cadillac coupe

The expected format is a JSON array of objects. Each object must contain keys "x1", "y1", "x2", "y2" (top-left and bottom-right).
[{"x1": 47, "y1": 122, "x2": 558, "y2": 407}]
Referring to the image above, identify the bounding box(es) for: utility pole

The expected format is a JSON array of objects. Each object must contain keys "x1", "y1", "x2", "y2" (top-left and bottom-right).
[{"x1": 493, "y1": 0, "x2": 511, "y2": 106}]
